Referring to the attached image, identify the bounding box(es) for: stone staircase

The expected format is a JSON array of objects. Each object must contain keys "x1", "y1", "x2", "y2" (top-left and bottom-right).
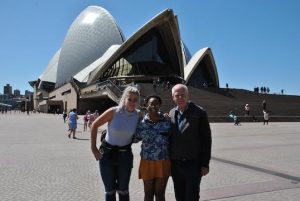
[{"x1": 138, "y1": 84, "x2": 300, "y2": 122}]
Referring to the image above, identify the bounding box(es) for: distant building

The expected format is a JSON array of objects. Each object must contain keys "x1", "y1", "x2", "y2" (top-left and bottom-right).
[
  {"x1": 4, "y1": 84, "x2": 12, "y2": 95},
  {"x1": 14, "y1": 89, "x2": 21, "y2": 97},
  {"x1": 0, "y1": 94, "x2": 9, "y2": 101},
  {"x1": 25, "y1": 90, "x2": 33, "y2": 98}
]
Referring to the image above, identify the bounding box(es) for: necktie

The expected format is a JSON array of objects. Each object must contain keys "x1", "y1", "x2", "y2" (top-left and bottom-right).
[{"x1": 177, "y1": 112, "x2": 185, "y2": 133}]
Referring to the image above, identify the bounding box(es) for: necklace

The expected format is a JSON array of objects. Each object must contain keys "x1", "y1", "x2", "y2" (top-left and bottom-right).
[{"x1": 147, "y1": 115, "x2": 160, "y2": 125}]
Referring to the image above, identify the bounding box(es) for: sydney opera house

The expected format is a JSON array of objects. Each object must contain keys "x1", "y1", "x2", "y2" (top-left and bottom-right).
[{"x1": 29, "y1": 6, "x2": 219, "y2": 114}]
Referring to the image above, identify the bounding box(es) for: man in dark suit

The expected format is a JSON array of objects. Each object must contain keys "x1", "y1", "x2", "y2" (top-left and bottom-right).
[{"x1": 169, "y1": 84, "x2": 212, "y2": 201}]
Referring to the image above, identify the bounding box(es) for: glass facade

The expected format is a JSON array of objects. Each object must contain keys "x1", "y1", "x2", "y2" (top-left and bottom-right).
[
  {"x1": 40, "y1": 81, "x2": 56, "y2": 92},
  {"x1": 187, "y1": 55, "x2": 216, "y2": 88},
  {"x1": 99, "y1": 28, "x2": 181, "y2": 81},
  {"x1": 182, "y1": 41, "x2": 192, "y2": 64}
]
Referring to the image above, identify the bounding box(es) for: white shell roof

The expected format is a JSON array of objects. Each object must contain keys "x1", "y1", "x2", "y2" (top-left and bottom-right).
[
  {"x1": 184, "y1": 47, "x2": 219, "y2": 87},
  {"x1": 39, "y1": 49, "x2": 61, "y2": 83},
  {"x1": 87, "y1": 9, "x2": 184, "y2": 84},
  {"x1": 73, "y1": 45, "x2": 121, "y2": 83},
  {"x1": 56, "y1": 6, "x2": 124, "y2": 86}
]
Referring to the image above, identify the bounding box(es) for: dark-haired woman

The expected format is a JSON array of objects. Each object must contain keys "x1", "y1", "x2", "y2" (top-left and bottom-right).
[{"x1": 135, "y1": 95, "x2": 171, "y2": 201}]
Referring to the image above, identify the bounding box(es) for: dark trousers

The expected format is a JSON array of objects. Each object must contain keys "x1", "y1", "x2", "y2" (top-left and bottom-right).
[
  {"x1": 100, "y1": 150, "x2": 133, "y2": 201},
  {"x1": 171, "y1": 160, "x2": 202, "y2": 201}
]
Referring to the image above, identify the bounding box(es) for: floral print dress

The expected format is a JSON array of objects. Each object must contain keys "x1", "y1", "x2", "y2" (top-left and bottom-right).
[{"x1": 135, "y1": 114, "x2": 171, "y2": 160}]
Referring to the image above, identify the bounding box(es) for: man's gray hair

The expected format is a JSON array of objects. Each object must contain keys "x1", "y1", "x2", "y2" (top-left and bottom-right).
[{"x1": 172, "y1": 84, "x2": 189, "y2": 96}]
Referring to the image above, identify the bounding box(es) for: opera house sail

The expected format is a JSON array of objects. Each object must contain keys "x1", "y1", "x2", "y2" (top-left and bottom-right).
[
  {"x1": 29, "y1": 5, "x2": 219, "y2": 114},
  {"x1": 56, "y1": 6, "x2": 124, "y2": 87}
]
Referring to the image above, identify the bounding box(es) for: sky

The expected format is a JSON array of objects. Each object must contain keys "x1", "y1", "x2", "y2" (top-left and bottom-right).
[{"x1": 0, "y1": 0, "x2": 300, "y2": 95}]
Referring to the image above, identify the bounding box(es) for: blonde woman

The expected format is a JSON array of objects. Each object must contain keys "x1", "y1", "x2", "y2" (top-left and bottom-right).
[{"x1": 91, "y1": 86, "x2": 140, "y2": 201}]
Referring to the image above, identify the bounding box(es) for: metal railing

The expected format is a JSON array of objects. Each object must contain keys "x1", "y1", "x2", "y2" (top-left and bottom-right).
[{"x1": 95, "y1": 79, "x2": 124, "y2": 103}]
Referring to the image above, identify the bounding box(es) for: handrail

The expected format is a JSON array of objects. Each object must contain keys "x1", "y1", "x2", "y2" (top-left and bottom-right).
[
  {"x1": 105, "y1": 87, "x2": 120, "y2": 103},
  {"x1": 96, "y1": 79, "x2": 123, "y2": 96},
  {"x1": 93, "y1": 79, "x2": 124, "y2": 103}
]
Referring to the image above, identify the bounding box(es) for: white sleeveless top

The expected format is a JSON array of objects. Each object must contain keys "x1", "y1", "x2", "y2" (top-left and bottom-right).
[{"x1": 105, "y1": 106, "x2": 140, "y2": 146}]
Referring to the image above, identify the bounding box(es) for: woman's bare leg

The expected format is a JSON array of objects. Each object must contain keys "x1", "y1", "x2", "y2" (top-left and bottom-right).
[
  {"x1": 154, "y1": 177, "x2": 169, "y2": 201},
  {"x1": 143, "y1": 179, "x2": 155, "y2": 201}
]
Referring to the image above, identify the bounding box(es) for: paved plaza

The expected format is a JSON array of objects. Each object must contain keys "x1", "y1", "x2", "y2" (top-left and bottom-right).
[{"x1": 0, "y1": 113, "x2": 300, "y2": 201}]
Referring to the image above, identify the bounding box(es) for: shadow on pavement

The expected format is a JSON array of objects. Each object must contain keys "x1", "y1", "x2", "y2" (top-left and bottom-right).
[{"x1": 74, "y1": 137, "x2": 90, "y2": 141}]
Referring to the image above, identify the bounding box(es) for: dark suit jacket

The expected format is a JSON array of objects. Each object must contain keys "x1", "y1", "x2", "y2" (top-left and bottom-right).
[{"x1": 169, "y1": 102, "x2": 212, "y2": 168}]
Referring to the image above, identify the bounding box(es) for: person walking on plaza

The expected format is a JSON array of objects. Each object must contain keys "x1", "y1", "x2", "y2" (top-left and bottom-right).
[
  {"x1": 94, "y1": 109, "x2": 100, "y2": 118},
  {"x1": 91, "y1": 86, "x2": 140, "y2": 201},
  {"x1": 134, "y1": 95, "x2": 171, "y2": 201},
  {"x1": 63, "y1": 110, "x2": 67, "y2": 123},
  {"x1": 262, "y1": 100, "x2": 267, "y2": 111},
  {"x1": 88, "y1": 110, "x2": 99, "y2": 130},
  {"x1": 68, "y1": 108, "x2": 78, "y2": 139},
  {"x1": 88, "y1": 113, "x2": 94, "y2": 130},
  {"x1": 244, "y1": 104, "x2": 250, "y2": 116},
  {"x1": 83, "y1": 110, "x2": 90, "y2": 132},
  {"x1": 229, "y1": 111, "x2": 241, "y2": 126},
  {"x1": 263, "y1": 110, "x2": 269, "y2": 125},
  {"x1": 169, "y1": 84, "x2": 212, "y2": 201}
]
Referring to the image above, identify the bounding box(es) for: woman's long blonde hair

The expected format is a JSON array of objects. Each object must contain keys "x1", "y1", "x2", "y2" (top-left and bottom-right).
[{"x1": 118, "y1": 86, "x2": 140, "y2": 108}]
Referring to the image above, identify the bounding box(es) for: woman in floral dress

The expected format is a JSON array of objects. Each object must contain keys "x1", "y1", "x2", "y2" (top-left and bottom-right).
[{"x1": 135, "y1": 95, "x2": 171, "y2": 201}]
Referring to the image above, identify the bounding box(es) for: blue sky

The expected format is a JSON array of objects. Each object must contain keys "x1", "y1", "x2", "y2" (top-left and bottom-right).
[{"x1": 0, "y1": 0, "x2": 300, "y2": 95}]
